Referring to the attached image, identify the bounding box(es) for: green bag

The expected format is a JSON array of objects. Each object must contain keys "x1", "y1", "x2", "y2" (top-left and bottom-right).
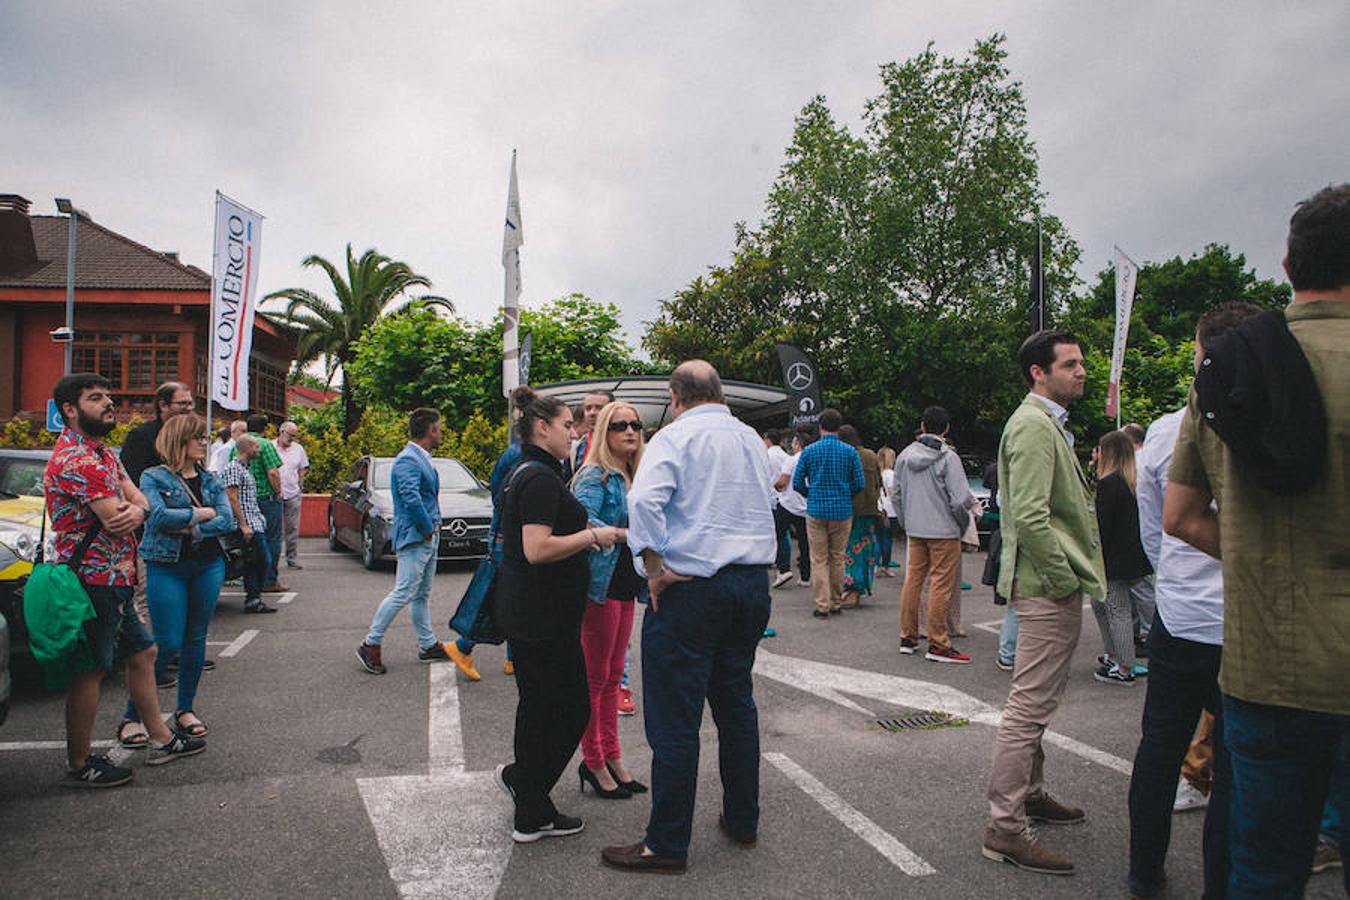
[{"x1": 23, "y1": 518, "x2": 101, "y2": 690}]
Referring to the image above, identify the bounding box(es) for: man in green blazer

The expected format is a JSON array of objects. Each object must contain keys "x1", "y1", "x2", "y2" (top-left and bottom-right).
[{"x1": 982, "y1": 331, "x2": 1106, "y2": 877}]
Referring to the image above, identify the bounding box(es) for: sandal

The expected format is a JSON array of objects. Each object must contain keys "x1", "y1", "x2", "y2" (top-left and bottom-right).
[
  {"x1": 173, "y1": 710, "x2": 209, "y2": 738},
  {"x1": 117, "y1": 719, "x2": 149, "y2": 749}
]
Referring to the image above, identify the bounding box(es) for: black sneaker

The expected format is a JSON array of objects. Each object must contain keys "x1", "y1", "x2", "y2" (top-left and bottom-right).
[
  {"x1": 245, "y1": 602, "x2": 278, "y2": 614},
  {"x1": 356, "y1": 643, "x2": 387, "y2": 675},
  {"x1": 146, "y1": 733, "x2": 207, "y2": 766},
  {"x1": 156, "y1": 671, "x2": 178, "y2": 689},
  {"x1": 166, "y1": 658, "x2": 214, "y2": 674},
  {"x1": 899, "y1": 637, "x2": 919, "y2": 654},
  {"x1": 513, "y1": 813, "x2": 584, "y2": 844},
  {"x1": 418, "y1": 642, "x2": 452, "y2": 663},
  {"x1": 495, "y1": 763, "x2": 517, "y2": 801},
  {"x1": 1093, "y1": 661, "x2": 1136, "y2": 686},
  {"x1": 66, "y1": 753, "x2": 134, "y2": 788}
]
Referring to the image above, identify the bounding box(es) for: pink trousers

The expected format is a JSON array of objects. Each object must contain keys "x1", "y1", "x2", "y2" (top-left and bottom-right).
[{"x1": 579, "y1": 598, "x2": 636, "y2": 770}]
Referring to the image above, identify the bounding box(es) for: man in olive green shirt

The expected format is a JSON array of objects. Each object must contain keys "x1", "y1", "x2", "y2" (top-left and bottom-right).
[
  {"x1": 982, "y1": 331, "x2": 1107, "y2": 878},
  {"x1": 1165, "y1": 183, "x2": 1349, "y2": 897}
]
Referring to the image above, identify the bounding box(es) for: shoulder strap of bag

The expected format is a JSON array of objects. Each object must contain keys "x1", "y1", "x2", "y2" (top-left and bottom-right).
[{"x1": 34, "y1": 489, "x2": 102, "y2": 569}]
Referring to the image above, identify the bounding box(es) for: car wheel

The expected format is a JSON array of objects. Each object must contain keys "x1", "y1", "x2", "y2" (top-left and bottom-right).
[
  {"x1": 328, "y1": 510, "x2": 343, "y2": 552},
  {"x1": 361, "y1": 521, "x2": 379, "y2": 570}
]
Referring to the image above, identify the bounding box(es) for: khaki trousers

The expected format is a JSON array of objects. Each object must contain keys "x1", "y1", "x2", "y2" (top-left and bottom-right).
[
  {"x1": 987, "y1": 589, "x2": 1082, "y2": 835},
  {"x1": 806, "y1": 516, "x2": 851, "y2": 614},
  {"x1": 899, "y1": 537, "x2": 960, "y2": 649}
]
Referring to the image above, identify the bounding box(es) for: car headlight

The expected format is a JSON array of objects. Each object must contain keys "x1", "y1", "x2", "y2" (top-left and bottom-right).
[{"x1": 0, "y1": 528, "x2": 37, "y2": 563}]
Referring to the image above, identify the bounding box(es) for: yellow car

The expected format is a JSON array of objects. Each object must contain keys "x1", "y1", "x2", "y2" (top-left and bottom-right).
[{"x1": 0, "y1": 449, "x2": 54, "y2": 656}]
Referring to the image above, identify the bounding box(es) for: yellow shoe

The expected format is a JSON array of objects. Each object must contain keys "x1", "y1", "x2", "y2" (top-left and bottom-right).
[
  {"x1": 503, "y1": 659, "x2": 515, "y2": 676},
  {"x1": 446, "y1": 644, "x2": 481, "y2": 682}
]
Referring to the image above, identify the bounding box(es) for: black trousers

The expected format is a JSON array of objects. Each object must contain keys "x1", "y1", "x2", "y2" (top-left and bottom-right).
[
  {"x1": 509, "y1": 634, "x2": 591, "y2": 829},
  {"x1": 772, "y1": 507, "x2": 810, "y2": 580},
  {"x1": 1127, "y1": 614, "x2": 1230, "y2": 898}
]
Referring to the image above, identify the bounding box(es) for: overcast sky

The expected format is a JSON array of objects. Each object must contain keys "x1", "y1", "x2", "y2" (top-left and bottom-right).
[{"x1": 4, "y1": 1, "x2": 1346, "y2": 348}]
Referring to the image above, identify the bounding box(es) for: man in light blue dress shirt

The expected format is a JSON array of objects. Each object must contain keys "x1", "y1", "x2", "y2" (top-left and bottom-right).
[{"x1": 600, "y1": 360, "x2": 777, "y2": 875}]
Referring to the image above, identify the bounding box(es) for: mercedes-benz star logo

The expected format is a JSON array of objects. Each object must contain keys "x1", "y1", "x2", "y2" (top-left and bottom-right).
[
  {"x1": 446, "y1": 519, "x2": 469, "y2": 537},
  {"x1": 786, "y1": 361, "x2": 815, "y2": 391}
]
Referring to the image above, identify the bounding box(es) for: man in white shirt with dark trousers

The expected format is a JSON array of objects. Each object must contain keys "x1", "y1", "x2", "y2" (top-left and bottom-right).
[{"x1": 601, "y1": 360, "x2": 776, "y2": 876}]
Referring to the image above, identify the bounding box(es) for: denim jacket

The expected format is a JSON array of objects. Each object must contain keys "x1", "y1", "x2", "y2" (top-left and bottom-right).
[
  {"x1": 572, "y1": 463, "x2": 648, "y2": 605},
  {"x1": 138, "y1": 465, "x2": 237, "y2": 563}
]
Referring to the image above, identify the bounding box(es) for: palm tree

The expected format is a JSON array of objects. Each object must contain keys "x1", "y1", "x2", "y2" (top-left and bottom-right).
[{"x1": 265, "y1": 245, "x2": 452, "y2": 435}]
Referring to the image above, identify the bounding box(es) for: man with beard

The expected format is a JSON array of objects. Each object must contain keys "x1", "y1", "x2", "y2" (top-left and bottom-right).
[{"x1": 43, "y1": 373, "x2": 207, "y2": 787}]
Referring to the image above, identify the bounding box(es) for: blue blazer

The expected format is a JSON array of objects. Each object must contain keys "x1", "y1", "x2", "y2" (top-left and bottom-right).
[
  {"x1": 572, "y1": 463, "x2": 648, "y2": 605},
  {"x1": 391, "y1": 444, "x2": 441, "y2": 552},
  {"x1": 137, "y1": 465, "x2": 236, "y2": 563}
]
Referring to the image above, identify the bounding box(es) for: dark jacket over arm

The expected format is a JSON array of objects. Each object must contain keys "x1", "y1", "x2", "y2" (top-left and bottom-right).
[{"x1": 1095, "y1": 472, "x2": 1152, "y2": 581}]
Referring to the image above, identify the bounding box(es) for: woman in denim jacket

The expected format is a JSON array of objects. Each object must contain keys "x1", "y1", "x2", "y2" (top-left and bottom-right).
[
  {"x1": 118, "y1": 414, "x2": 235, "y2": 747},
  {"x1": 571, "y1": 401, "x2": 649, "y2": 798}
]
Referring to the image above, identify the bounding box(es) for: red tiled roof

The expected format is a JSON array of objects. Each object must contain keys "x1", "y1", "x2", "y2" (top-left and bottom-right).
[{"x1": 0, "y1": 214, "x2": 210, "y2": 291}]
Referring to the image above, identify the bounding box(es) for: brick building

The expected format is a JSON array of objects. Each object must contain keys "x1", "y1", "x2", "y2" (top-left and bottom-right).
[{"x1": 0, "y1": 193, "x2": 296, "y2": 422}]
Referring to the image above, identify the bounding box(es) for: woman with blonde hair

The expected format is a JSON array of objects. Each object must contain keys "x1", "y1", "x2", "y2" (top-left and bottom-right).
[
  {"x1": 1091, "y1": 429, "x2": 1155, "y2": 686},
  {"x1": 571, "y1": 401, "x2": 649, "y2": 798},
  {"x1": 119, "y1": 413, "x2": 235, "y2": 745}
]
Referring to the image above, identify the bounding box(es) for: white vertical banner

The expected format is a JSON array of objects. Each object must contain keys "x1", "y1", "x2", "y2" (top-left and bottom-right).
[
  {"x1": 1106, "y1": 246, "x2": 1138, "y2": 420},
  {"x1": 501, "y1": 150, "x2": 524, "y2": 398},
  {"x1": 210, "y1": 192, "x2": 264, "y2": 411}
]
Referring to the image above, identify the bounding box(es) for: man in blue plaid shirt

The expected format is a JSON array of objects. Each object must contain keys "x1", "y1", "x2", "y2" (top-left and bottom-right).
[{"x1": 792, "y1": 409, "x2": 864, "y2": 617}]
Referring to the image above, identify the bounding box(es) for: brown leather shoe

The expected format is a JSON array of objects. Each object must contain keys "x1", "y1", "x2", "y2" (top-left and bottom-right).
[
  {"x1": 600, "y1": 841, "x2": 687, "y2": 875},
  {"x1": 981, "y1": 826, "x2": 1074, "y2": 875},
  {"x1": 262, "y1": 582, "x2": 290, "y2": 593},
  {"x1": 1025, "y1": 791, "x2": 1086, "y2": 825}
]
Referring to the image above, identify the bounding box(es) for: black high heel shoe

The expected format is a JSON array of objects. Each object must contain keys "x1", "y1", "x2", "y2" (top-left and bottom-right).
[
  {"x1": 606, "y1": 761, "x2": 648, "y2": 794},
  {"x1": 579, "y1": 763, "x2": 632, "y2": 799}
]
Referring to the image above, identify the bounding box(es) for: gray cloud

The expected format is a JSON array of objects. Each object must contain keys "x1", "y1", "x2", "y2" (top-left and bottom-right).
[{"x1": 4, "y1": 1, "x2": 1345, "y2": 349}]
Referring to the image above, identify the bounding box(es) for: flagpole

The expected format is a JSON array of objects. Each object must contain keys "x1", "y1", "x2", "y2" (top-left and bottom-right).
[
  {"x1": 502, "y1": 150, "x2": 522, "y2": 399},
  {"x1": 206, "y1": 191, "x2": 220, "y2": 429},
  {"x1": 1036, "y1": 218, "x2": 1044, "y2": 331}
]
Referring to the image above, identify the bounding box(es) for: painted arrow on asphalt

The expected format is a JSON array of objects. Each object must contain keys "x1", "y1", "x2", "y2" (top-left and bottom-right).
[
  {"x1": 357, "y1": 665, "x2": 514, "y2": 900},
  {"x1": 753, "y1": 648, "x2": 1133, "y2": 775}
]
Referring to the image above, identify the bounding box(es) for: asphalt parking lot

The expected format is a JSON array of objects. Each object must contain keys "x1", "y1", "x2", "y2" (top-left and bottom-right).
[{"x1": 0, "y1": 539, "x2": 1341, "y2": 899}]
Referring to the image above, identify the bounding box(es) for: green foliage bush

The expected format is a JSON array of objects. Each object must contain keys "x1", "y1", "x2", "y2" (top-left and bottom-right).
[{"x1": 0, "y1": 414, "x2": 143, "y2": 449}]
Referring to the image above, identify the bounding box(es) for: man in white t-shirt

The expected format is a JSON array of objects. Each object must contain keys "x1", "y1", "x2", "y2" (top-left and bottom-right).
[
  {"x1": 773, "y1": 427, "x2": 813, "y2": 587},
  {"x1": 209, "y1": 420, "x2": 247, "y2": 473},
  {"x1": 762, "y1": 429, "x2": 793, "y2": 587},
  {"x1": 275, "y1": 421, "x2": 310, "y2": 570}
]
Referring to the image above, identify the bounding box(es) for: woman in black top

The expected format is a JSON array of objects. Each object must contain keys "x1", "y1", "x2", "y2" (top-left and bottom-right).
[
  {"x1": 1091, "y1": 430, "x2": 1155, "y2": 686},
  {"x1": 494, "y1": 394, "x2": 619, "y2": 844}
]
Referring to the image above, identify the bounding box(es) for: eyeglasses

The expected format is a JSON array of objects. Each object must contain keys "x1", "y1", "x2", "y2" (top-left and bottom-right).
[{"x1": 607, "y1": 420, "x2": 643, "y2": 433}]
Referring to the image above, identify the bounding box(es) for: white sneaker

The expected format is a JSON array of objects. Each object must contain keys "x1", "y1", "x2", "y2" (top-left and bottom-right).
[
  {"x1": 772, "y1": 571, "x2": 794, "y2": 589},
  {"x1": 1173, "y1": 780, "x2": 1209, "y2": 812},
  {"x1": 797, "y1": 579, "x2": 811, "y2": 588}
]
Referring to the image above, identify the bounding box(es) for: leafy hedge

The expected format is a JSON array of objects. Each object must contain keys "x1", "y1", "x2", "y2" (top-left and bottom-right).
[{"x1": 1, "y1": 403, "x2": 510, "y2": 495}]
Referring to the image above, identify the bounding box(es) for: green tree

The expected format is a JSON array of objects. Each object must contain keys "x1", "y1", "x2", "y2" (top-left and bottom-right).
[
  {"x1": 348, "y1": 293, "x2": 654, "y2": 427},
  {"x1": 645, "y1": 35, "x2": 1078, "y2": 455},
  {"x1": 1062, "y1": 243, "x2": 1291, "y2": 440},
  {"x1": 264, "y1": 245, "x2": 452, "y2": 435}
]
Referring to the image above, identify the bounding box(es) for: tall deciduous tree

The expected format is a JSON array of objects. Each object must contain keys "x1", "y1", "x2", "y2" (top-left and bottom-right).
[
  {"x1": 264, "y1": 245, "x2": 452, "y2": 435},
  {"x1": 645, "y1": 35, "x2": 1078, "y2": 454},
  {"x1": 348, "y1": 293, "x2": 654, "y2": 428}
]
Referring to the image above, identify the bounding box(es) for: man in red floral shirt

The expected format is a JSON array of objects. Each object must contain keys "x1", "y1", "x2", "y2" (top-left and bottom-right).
[{"x1": 44, "y1": 373, "x2": 206, "y2": 787}]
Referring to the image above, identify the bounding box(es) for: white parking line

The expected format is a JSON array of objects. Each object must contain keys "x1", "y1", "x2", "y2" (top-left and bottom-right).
[
  {"x1": 765, "y1": 752, "x2": 936, "y2": 877},
  {"x1": 0, "y1": 740, "x2": 115, "y2": 752},
  {"x1": 219, "y1": 629, "x2": 259, "y2": 658}
]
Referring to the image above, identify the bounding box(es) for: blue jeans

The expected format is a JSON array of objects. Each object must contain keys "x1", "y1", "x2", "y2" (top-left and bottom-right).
[
  {"x1": 642, "y1": 565, "x2": 771, "y2": 858},
  {"x1": 259, "y1": 497, "x2": 283, "y2": 587},
  {"x1": 998, "y1": 606, "x2": 1018, "y2": 663},
  {"x1": 242, "y1": 529, "x2": 273, "y2": 604},
  {"x1": 124, "y1": 556, "x2": 225, "y2": 718},
  {"x1": 1127, "y1": 615, "x2": 1229, "y2": 898},
  {"x1": 365, "y1": 536, "x2": 439, "y2": 649},
  {"x1": 1223, "y1": 693, "x2": 1349, "y2": 898}
]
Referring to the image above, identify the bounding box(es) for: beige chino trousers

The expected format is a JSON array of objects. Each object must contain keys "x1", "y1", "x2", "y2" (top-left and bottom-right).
[
  {"x1": 806, "y1": 516, "x2": 851, "y2": 614},
  {"x1": 987, "y1": 589, "x2": 1083, "y2": 835}
]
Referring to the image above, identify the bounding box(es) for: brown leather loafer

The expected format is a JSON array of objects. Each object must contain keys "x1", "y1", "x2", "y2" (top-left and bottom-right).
[{"x1": 600, "y1": 841, "x2": 687, "y2": 874}]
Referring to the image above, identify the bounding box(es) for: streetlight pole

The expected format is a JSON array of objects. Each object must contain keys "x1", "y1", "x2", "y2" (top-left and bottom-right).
[{"x1": 54, "y1": 198, "x2": 81, "y2": 375}]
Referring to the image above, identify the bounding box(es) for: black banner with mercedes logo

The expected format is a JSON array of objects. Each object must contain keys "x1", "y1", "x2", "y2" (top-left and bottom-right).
[{"x1": 775, "y1": 343, "x2": 823, "y2": 428}]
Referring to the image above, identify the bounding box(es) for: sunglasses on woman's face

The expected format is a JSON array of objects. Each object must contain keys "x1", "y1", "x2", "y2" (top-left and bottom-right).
[{"x1": 607, "y1": 420, "x2": 642, "y2": 433}]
